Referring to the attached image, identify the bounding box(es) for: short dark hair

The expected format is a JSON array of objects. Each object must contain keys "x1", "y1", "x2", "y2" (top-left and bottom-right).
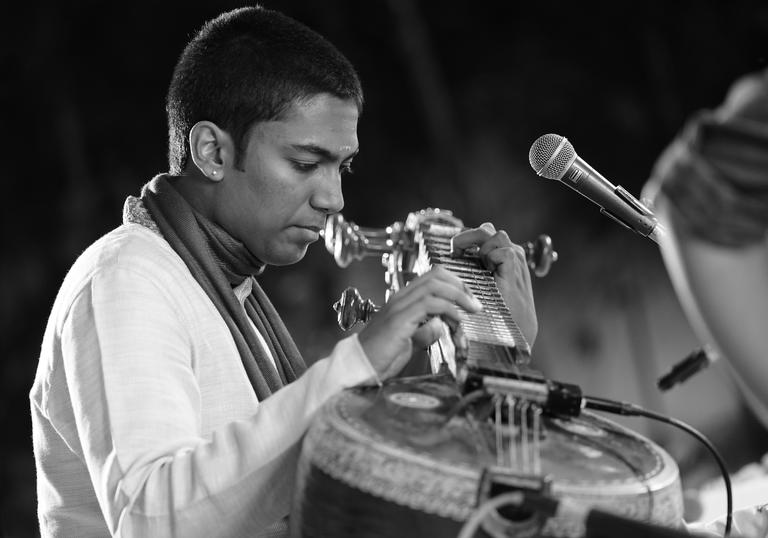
[{"x1": 166, "y1": 6, "x2": 364, "y2": 175}]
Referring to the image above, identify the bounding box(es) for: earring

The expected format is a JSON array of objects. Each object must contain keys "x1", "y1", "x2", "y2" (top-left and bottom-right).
[{"x1": 211, "y1": 169, "x2": 218, "y2": 177}]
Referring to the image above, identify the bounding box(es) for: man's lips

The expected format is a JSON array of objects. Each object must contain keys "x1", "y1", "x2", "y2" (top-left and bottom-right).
[
  {"x1": 293, "y1": 224, "x2": 324, "y2": 239},
  {"x1": 295, "y1": 224, "x2": 323, "y2": 233}
]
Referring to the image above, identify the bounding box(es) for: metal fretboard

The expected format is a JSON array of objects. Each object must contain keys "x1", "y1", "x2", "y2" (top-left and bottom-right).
[{"x1": 419, "y1": 225, "x2": 531, "y2": 371}]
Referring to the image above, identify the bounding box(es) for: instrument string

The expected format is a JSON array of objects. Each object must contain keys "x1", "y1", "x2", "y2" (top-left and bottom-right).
[
  {"x1": 508, "y1": 396, "x2": 518, "y2": 470},
  {"x1": 532, "y1": 406, "x2": 542, "y2": 475},
  {"x1": 495, "y1": 396, "x2": 503, "y2": 467}
]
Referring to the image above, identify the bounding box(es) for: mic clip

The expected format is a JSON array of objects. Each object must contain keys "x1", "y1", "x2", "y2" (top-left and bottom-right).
[
  {"x1": 600, "y1": 185, "x2": 659, "y2": 237},
  {"x1": 599, "y1": 207, "x2": 634, "y2": 231},
  {"x1": 614, "y1": 185, "x2": 656, "y2": 218}
]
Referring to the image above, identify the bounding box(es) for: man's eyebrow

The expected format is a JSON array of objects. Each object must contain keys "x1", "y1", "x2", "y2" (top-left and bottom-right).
[{"x1": 290, "y1": 143, "x2": 359, "y2": 161}]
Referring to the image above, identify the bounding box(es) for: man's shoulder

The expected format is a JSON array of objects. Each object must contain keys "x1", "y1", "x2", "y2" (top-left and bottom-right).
[
  {"x1": 58, "y1": 224, "x2": 185, "y2": 304},
  {"x1": 91, "y1": 223, "x2": 176, "y2": 268}
]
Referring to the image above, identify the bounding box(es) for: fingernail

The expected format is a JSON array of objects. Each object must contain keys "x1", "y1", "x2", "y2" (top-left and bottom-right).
[{"x1": 471, "y1": 295, "x2": 483, "y2": 311}]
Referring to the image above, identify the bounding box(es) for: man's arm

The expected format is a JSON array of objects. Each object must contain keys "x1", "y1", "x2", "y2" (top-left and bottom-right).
[{"x1": 60, "y1": 264, "x2": 375, "y2": 537}]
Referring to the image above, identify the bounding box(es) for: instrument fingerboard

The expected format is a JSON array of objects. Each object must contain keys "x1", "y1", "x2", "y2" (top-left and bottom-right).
[{"x1": 421, "y1": 231, "x2": 531, "y2": 367}]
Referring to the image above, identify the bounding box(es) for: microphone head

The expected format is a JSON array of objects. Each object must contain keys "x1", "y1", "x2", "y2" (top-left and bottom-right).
[{"x1": 529, "y1": 134, "x2": 577, "y2": 180}]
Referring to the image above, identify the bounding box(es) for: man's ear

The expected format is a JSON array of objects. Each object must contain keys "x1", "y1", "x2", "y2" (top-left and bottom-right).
[{"x1": 188, "y1": 121, "x2": 234, "y2": 181}]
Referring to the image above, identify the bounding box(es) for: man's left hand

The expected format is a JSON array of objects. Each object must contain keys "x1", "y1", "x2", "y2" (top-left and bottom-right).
[{"x1": 451, "y1": 223, "x2": 538, "y2": 345}]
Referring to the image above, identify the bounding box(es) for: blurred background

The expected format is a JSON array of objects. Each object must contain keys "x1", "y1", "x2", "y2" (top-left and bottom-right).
[{"x1": 2, "y1": 1, "x2": 767, "y2": 535}]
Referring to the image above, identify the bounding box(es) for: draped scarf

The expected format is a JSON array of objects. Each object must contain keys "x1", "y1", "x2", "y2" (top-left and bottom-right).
[{"x1": 123, "y1": 174, "x2": 306, "y2": 401}]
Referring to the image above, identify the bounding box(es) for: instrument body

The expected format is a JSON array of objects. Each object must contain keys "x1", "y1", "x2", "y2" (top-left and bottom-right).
[
  {"x1": 292, "y1": 378, "x2": 683, "y2": 537},
  {"x1": 292, "y1": 209, "x2": 683, "y2": 537}
]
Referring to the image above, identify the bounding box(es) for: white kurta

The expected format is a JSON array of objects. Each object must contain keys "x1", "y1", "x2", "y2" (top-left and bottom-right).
[{"x1": 30, "y1": 222, "x2": 377, "y2": 537}]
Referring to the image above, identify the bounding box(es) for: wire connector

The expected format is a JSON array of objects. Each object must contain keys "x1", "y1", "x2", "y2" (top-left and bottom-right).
[{"x1": 657, "y1": 346, "x2": 718, "y2": 392}]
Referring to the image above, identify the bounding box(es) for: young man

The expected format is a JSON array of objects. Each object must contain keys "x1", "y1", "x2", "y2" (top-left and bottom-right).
[{"x1": 30, "y1": 7, "x2": 537, "y2": 537}]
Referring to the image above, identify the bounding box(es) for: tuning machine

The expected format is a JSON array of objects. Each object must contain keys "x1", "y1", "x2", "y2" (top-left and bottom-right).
[
  {"x1": 333, "y1": 287, "x2": 381, "y2": 331},
  {"x1": 522, "y1": 235, "x2": 558, "y2": 277}
]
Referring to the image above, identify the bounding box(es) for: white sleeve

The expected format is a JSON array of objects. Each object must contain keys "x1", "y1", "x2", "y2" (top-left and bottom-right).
[
  {"x1": 61, "y1": 264, "x2": 376, "y2": 537},
  {"x1": 686, "y1": 505, "x2": 768, "y2": 538}
]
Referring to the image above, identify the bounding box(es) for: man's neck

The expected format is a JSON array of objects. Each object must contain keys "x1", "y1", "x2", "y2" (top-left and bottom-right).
[{"x1": 170, "y1": 170, "x2": 218, "y2": 222}]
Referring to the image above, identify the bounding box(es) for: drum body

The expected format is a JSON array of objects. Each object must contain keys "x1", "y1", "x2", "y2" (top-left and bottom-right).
[{"x1": 290, "y1": 376, "x2": 683, "y2": 538}]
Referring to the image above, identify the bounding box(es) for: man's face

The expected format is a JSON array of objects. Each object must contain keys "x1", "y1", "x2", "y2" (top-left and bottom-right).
[{"x1": 215, "y1": 94, "x2": 359, "y2": 265}]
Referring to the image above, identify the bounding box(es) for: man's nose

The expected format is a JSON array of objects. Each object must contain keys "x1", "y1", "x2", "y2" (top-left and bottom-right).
[{"x1": 311, "y1": 170, "x2": 344, "y2": 214}]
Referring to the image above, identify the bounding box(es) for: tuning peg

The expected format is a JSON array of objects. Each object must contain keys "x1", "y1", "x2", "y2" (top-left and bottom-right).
[
  {"x1": 333, "y1": 287, "x2": 381, "y2": 331},
  {"x1": 523, "y1": 235, "x2": 558, "y2": 277}
]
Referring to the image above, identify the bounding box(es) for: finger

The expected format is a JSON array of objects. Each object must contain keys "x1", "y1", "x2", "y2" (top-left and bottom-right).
[
  {"x1": 395, "y1": 265, "x2": 480, "y2": 304},
  {"x1": 412, "y1": 317, "x2": 445, "y2": 348},
  {"x1": 450, "y1": 227, "x2": 493, "y2": 256},
  {"x1": 451, "y1": 223, "x2": 496, "y2": 256},
  {"x1": 477, "y1": 230, "x2": 513, "y2": 259},
  {"x1": 488, "y1": 249, "x2": 534, "y2": 299},
  {"x1": 475, "y1": 232, "x2": 525, "y2": 276},
  {"x1": 420, "y1": 296, "x2": 463, "y2": 324},
  {"x1": 376, "y1": 297, "x2": 463, "y2": 346},
  {"x1": 388, "y1": 275, "x2": 482, "y2": 316},
  {"x1": 392, "y1": 265, "x2": 468, "y2": 298},
  {"x1": 485, "y1": 244, "x2": 529, "y2": 276}
]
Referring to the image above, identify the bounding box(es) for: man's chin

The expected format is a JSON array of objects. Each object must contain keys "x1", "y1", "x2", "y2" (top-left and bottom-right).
[{"x1": 266, "y1": 246, "x2": 310, "y2": 266}]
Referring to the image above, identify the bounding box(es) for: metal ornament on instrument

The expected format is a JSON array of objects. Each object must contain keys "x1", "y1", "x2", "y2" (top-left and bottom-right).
[{"x1": 333, "y1": 287, "x2": 380, "y2": 331}]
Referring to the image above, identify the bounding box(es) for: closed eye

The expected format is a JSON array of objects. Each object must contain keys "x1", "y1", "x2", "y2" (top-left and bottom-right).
[
  {"x1": 290, "y1": 160, "x2": 319, "y2": 173},
  {"x1": 341, "y1": 162, "x2": 354, "y2": 176}
]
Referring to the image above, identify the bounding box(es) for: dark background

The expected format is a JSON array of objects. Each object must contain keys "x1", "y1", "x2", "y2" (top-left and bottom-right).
[{"x1": 2, "y1": 1, "x2": 768, "y2": 536}]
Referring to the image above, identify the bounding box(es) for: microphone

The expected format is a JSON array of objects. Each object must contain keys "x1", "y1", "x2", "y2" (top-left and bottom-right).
[{"x1": 529, "y1": 134, "x2": 665, "y2": 244}]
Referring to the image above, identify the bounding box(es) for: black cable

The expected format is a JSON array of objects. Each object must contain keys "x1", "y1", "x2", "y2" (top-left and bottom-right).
[{"x1": 583, "y1": 395, "x2": 733, "y2": 538}]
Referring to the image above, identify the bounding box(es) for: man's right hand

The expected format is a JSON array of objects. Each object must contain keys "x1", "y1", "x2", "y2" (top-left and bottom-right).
[{"x1": 356, "y1": 266, "x2": 483, "y2": 381}]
